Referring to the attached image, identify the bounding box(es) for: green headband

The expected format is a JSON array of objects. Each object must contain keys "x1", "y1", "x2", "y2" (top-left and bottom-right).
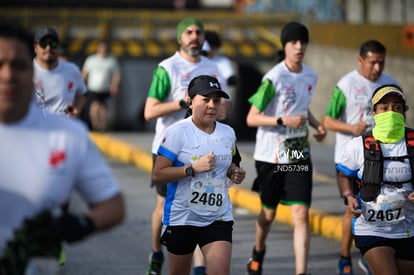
[{"x1": 176, "y1": 17, "x2": 204, "y2": 42}]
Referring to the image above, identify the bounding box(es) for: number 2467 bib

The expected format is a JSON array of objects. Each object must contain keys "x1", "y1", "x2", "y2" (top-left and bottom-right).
[{"x1": 364, "y1": 192, "x2": 406, "y2": 226}]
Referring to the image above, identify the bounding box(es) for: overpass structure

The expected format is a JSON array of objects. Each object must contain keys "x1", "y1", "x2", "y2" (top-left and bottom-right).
[{"x1": 1, "y1": 8, "x2": 299, "y2": 61}]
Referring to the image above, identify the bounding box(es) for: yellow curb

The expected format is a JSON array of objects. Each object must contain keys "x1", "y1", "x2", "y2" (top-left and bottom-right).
[
  {"x1": 90, "y1": 132, "x2": 153, "y2": 173},
  {"x1": 90, "y1": 133, "x2": 343, "y2": 242},
  {"x1": 229, "y1": 186, "x2": 343, "y2": 242}
]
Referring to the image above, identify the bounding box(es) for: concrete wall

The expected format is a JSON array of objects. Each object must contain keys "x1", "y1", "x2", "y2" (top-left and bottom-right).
[{"x1": 309, "y1": 23, "x2": 414, "y2": 59}]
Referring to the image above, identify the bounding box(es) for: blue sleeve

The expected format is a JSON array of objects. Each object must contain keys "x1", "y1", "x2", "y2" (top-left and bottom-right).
[{"x1": 336, "y1": 163, "x2": 358, "y2": 177}]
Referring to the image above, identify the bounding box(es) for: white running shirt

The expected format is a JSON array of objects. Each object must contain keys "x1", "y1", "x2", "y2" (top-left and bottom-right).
[
  {"x1": 249, "y1": 62, "x2": 318, "y2": 164},
  {"x1": 157, "y1": 117, "x2": 235, "y2": 227},
  {"x1": 210, "y1": 54, "x2": 235, "y2": 83},
  {"x1": 326, "y1": 70, "x2": 398, "y2": 163},
  {"x1": 82, "y1": 54, "x2": 120, "y2": 93},
  {"x1": 33, "y1": 60, "x2": 87, "y2": 115},
  {"x1": 337, "y1": 136, "x2": 414, "y2": 238},
  {"x1": 0, "y1": 103, "x2": 120, "y2": 255},
  {"x1": 149, "y1": 52, "x2": 228, "y2": 154}
]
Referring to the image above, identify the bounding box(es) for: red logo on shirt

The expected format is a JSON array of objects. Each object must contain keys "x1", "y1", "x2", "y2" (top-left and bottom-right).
[
  {"x1": 68, "y1": 81, "x2": 74, "y2": 91},
  {"x1": 162, "y1": 137, "x2": 166, "y2": 143},
  {"x1": 308, "y1": 84, "x2": 312, "y2": 93},
  {"x1": 35, "y1": 81, "x2": 43, "y2": 89},
  {"x1": 180, "y1": 73, "x2": 191, "y2": 81},
  {"x1": 49, "y1": 150, "x2": 66, "y2": 168}
]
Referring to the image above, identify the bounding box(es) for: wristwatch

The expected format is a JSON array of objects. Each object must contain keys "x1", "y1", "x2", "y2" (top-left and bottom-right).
[
  {"x1": 277, "y1": 117, "x2": 283, "y2": 126},
  {"x1": 185, "y1": 165, "x2": 196, "y2": 177},
  {"x1": 179, "y1": 99, "x2": 188, "y2": 109}
]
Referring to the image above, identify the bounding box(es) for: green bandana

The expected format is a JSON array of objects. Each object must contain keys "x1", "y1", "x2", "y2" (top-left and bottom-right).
[
  {"x1": 176, "y1": 18, "x2": 204, "y2": 42},
  {"x1": 372, "y1": 111, "x2": 405, "y2": 143}
]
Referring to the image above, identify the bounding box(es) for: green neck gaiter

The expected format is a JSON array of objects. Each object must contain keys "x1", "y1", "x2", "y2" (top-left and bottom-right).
[{"x1": 372, "y1": 111, "x2": 405, "y2": 143}]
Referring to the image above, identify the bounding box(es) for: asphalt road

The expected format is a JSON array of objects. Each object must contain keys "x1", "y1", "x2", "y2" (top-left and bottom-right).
[{"x1": 59, "y1": 158, "x2": 366, "y2": 275}]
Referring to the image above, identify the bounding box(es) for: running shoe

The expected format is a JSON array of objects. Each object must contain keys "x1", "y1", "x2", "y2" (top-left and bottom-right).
[
  {"x1": 358, "y1": 257, "x2": 372, "y2": 275},
  {"x1": 146, "y1": 251, "x2": 164, "y2": 275},
  {"x1": 246, "y1": 258, "x2": 262, "y2": 275},
  {"x1": 246, "y1": 246, "x2": 265, "y2": 275},
  {"x1": 337, "y1": 257, "x2": 353, "y2": 275},
  {"x1": 194, "y1": 266, "x2": 207, "y2": 275},
  {"x1": 58, "y1": 247, "x2": 66, "y2": 265}
]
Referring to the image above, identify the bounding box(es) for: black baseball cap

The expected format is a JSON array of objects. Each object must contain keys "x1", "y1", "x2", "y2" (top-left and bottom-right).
[
  {"x1": 188, "y1": 75, "x2": 229, "y2": 99},
  {"x1": 34, "y1": 27, "x2": 59, "y2": 42}
]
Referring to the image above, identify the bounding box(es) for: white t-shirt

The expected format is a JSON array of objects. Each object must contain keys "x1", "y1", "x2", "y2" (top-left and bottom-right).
[
  {"x1": 337, "y1": 136, "x2": 414, "y2": 238},
  {"x1": 157, "y1": 117, "x2": 235, "y2": 227},
  {"x1": 250, "y1": 62, "x2": 318, "y2": 164},
  {"x1": 33, "y1": 60, "x2": 87, "y2": 115},
  {"x1": 328, "y1": 70, "x2": 398, "y2": 163},
  {"x1": 150, "y1": 52, "x2": 228, "y2": 154},
  {"x1": 0, "y1": 103, "x2": 120, "y2": 255},
  {"x1": 82, "y1": 54, "x2": 120, "y2": 93},
  {"x1": 210, "y1": 54, "x2": 235, "y2": 83}
]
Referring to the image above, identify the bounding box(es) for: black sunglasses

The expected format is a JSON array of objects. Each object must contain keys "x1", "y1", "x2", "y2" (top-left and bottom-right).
[{"x1": 38, "y1": 40, "x2": 59, "y2": 49}]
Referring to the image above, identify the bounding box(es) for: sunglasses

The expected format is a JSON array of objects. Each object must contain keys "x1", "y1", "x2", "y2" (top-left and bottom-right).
[{"x1": 38, "y1": 40, "x2": 59, "y2": 49}]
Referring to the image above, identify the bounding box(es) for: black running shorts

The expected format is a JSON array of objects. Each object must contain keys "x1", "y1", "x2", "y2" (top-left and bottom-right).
[
  {"x1": 252, "y1": 159, "x2": 313, "y2": 209},
  {"x1": 354, "y1": 235, "x2": 414, "y2": 260},
  {"x1": 160, "y1": 220, "x2": 233, "y2": 255}
]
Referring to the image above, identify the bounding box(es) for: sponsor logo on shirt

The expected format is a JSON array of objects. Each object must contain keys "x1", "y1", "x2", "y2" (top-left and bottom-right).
[{"x1": 49, "y1": 150, "x2": 66, "y2": 168}]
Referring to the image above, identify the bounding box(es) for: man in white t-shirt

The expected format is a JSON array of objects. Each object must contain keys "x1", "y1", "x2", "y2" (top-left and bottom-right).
[
  {"x1": 324, "y1": 40, "x2": 398, "y2": 275},
  {"x1": 143, "y1": 17, "x2": 228, "y2": 275},
  {"x1": 0, "y1": 22, "x2": 124, "y2": 273},
  {"x1": 81, "y1": 41, "x2": 121, "y2": 131},
  {"x1": 246, "y1": 21, "x2": 326, "y2": 275},
  {"x1": 32, "y1": 27, "x2": 87, "y2": 117}
]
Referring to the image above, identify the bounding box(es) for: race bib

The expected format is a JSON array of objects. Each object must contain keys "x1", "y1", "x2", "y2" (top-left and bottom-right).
[
  {"x1": 189, "y1": 174, "x2": 225, "y2": 212},
  {"x1": 364, "y1": 190, "x2": 406, "y2": 226},
  {"x1": 286, "y1": 123, "x2": 308, "y2": 139}
]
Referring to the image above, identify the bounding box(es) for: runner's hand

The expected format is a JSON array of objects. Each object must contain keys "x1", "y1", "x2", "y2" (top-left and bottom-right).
[
  {"x1": 283, "y1": 114, "x2": 307, "y2": 128},
  {"x1": 351, "y1": 122, "x2": 368, "y2": 136},
  {"x1": 408, "y1": 192, "x2": 414, "y2": 202},
  {"x1": 230, "y1": 166, "x2": 246, "y2": 185},
  {"x1": 193, "y1": 151, "x2": 216, "y2": 173},
  {"x1": 347, "y1": 197, "x2": 362, "y2": 217},
  {"x1": 313, "y1": 125, "x2": 326, "y2": 142}
]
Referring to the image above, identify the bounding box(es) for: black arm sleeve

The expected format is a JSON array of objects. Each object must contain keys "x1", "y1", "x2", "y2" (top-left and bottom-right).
[{"x1": 232, "y1": 145, "x2": 241, "y2": 167}]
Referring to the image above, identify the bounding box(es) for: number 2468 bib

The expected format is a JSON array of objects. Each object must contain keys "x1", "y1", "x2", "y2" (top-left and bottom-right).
[{"x1": 189, "y1": 175, "x2": 225, "y2": 211}]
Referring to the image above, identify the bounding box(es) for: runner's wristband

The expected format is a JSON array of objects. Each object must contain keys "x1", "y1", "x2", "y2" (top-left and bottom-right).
[
  {"x1": 55, "y1": 213, "x2": 95, "y2": 243},
  {"x1": 179, "y1": 99, "x2": 188, "y2": 109},
  {"x1": 342, "y1": 192, "x2": 353, "y2": 205},
  {"x1": 277, "y1": 117, "x2": 283, "y2": 126}
]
